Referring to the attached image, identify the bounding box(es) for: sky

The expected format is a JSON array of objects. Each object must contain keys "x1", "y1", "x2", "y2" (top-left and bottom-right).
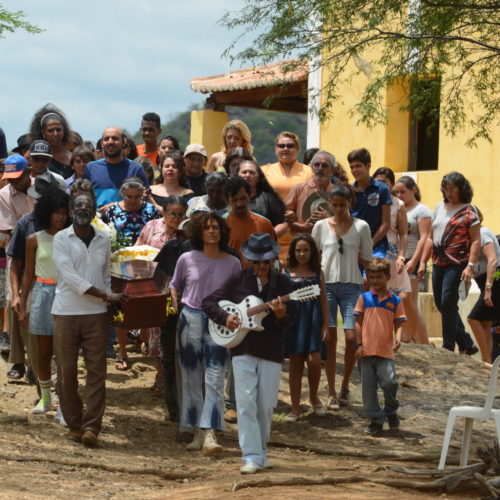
[{"x1": 0, "y1": 0, "x2": 247, "y2": 150}]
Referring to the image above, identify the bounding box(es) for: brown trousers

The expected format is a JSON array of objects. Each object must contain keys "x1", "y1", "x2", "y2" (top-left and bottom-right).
[
  {"x1": 53, "y1": 313, "x2": 108, "y2": 435},
  {"x1": 8, "y1": 305, "x2": 38, "y2": 375}
]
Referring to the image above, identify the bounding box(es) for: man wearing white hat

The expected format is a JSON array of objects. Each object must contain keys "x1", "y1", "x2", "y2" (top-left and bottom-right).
[{"x1": 183, "y1": 144, "x2": 208, "y2": 196}]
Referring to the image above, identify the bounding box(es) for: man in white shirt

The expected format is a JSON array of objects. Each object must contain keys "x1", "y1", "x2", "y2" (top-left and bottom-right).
[{"x1": 52, "y1": 193, "x2": 121, "y2": 447}]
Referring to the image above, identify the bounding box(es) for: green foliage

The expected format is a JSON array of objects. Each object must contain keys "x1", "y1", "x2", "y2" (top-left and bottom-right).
[
  {"x1": 220, "y1": 0, "x2": 500, "y2": 145},
  {"x1": 0, "y1": 4, "x2": 43, "y2": 38},
  {"x1": 133, "y1": 105, "x2": 307, "y2": 165}
]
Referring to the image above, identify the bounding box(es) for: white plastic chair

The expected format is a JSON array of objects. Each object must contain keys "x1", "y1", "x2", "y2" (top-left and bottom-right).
[{"x1": 438, "y1": 355, "x2": 500, "y2": 470}]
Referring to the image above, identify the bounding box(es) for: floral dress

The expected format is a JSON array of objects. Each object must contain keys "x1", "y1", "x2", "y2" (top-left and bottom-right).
[{"x1": 102, "y1": 201, "x2": 160, "y2": 246}]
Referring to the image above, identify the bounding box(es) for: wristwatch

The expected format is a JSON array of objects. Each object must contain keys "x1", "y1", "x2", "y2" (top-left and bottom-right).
[
  {"x1": 354, "y1": 343, "x2": 362, "y2": 349},
  {"x1": 467, "y1": 261, "x2": 476, "y2": 268},
  {"x1": 485, "y1": 283, "x2": 493, "y2": 289}
]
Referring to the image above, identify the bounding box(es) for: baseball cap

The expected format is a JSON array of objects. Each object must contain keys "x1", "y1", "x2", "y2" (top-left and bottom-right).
[
  {"x1": 2, "y1": 154, "x2": 29, "y2": 180},
  {"x1": 12, "y1": 134, "x2": 32, "y2": 153},
  {"x1": 184, "y1": 144, "x2": 207, "y2": 158},
  {"x1": 29, "y1": 140, "x2": 52, "y2": 157}
]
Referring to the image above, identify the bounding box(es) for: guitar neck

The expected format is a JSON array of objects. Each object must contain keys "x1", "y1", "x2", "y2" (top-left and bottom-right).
[{"x1": 247, "y1": 294, "x2": 290, "y2": 317}]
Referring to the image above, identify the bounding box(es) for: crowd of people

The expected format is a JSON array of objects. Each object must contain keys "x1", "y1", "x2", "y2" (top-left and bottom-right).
[{"x1": 0, "y1": 104, "x2": 498, "y2": 474}]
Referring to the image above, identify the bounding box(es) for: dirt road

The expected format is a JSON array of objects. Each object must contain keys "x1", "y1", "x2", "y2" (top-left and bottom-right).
[{"x1": 0, "y1": 342, "x2": 496, "y2": 499}]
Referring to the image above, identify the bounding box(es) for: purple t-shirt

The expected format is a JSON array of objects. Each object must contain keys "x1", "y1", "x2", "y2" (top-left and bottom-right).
[{"x1": 170, "y1": 250, "x2": 241, "y2": 309}]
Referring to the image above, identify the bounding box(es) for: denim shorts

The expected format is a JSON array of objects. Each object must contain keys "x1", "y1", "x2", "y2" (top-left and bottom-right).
[
  {"x1": 326, "y1": 282, "x2": 362, "y2": 330},
  {"x1": 29, "y1": 281, "x2": 56, "y2": 336}
]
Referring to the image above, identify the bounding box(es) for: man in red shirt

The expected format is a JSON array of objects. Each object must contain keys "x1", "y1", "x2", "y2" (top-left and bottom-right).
[{"x1": 224, "y1": 177, "x2": 275, "y2": 267}]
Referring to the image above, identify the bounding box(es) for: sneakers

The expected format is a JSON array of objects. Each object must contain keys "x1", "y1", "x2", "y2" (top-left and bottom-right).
[
  {"x1": 284, "y1": 412, "x2": 299, "y2": 422},
  {"x1": 81, "y1": 429, "x2": 98, "y2": 448},
  {"x1": 312, "y1": 404, "x2": 326, "y2": 416},
  {"x1": 387, "y1": 413, "x2": 400, "y2": 429},
  {"x1": 54, "y1": 406, "x2": 68, "y2": 427},
  {"x1": 240, "y1": 461, "x2": 262, "y2": 474},
  {"x1": 262, "y1": 460, "x2": 273, "y2": 469},
  {"x1": 224, "y1": 408, "x2": 238, "y2": 423},
  {"x1": 339, "y1": 386, "x2": 350, "y2": 406},
  {"x1": 31, "y1": 399, "x2": 51, "y2": 414},
  {"x1": 202, "y1": 429, "x2": 223, "y2": 456},
  {"x1": 186, "y1": 428, "x2": 204, "y2": 450},
  {"x1": 364, "y1": 421, "x2": 383, "y2": 434},
  {"x1": 0, "y1": 332, "x2": 10, "y2": 353},
  {"x1": 326, "y1": 394, "x2": 340, "y2": 411}
]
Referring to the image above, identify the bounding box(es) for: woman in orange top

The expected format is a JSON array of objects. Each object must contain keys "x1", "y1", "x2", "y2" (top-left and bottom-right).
[{"x1": 261, "y1": 131, "x2": 313, "y2": 259}]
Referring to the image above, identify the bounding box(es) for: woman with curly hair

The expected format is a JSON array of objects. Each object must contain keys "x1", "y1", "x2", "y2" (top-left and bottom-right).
[
  {"x1": 169, "y1": 211, "x2": 241, "y2": 455},
  {"x1": 420, "y1": 171, "x2": 480, "y2": 354},
  {"x1": 29, "y1": 103, "x2": 73, "y2": 179},
  {"x1": 18, "y1": 187, "x2": 71, "y2": 414},
  {"x1": 207, "y1": 120, "x2": 254, "y2": 173}
]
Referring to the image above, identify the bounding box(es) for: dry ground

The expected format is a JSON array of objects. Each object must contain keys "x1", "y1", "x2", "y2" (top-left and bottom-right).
[{"x1": 0, "y1": 338, "x2": 497, "y2": 500}]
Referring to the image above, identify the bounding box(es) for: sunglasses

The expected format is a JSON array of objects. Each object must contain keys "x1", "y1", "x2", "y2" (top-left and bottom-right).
[
  {"x1": 337, "y1": 238, "x2": 344, "y2": 255},
  {"x1": 251, "y1": 260, "x2": 271, "y2": 265},
  {"x1": 276, "y1": 143, "x2": 295, "y2": 149},
  {"x1": 166, "y1": 212, "x2": 184, "y2": 218},
  {"x1": 312, "y1": 162, "x2": 331, "y2": 169}
]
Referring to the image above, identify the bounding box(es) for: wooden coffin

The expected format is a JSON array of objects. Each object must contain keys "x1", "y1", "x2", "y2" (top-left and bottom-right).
[{"x1": 109, "y1": 260, "x2": 168, "y2": 329}]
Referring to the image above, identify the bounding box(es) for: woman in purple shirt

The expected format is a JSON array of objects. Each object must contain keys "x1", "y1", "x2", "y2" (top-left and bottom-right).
[{"x1": 170, "y1": 211, "x2": 241, "y2": 456}]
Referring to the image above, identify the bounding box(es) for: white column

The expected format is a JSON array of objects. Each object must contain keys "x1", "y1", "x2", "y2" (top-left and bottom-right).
[{"x1": 307, "y1": 55, "x2": 322, "y2": 149}]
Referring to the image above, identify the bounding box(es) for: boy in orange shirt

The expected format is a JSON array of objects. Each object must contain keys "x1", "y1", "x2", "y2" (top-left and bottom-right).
[{"x1": 353, "y1": 258, "x2": 406, "y2": 434}]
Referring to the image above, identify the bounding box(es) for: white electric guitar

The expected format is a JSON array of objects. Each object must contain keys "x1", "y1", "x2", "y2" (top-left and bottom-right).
[{"x1": 209, "y1": 284, "x2": 320, "y2": 348}]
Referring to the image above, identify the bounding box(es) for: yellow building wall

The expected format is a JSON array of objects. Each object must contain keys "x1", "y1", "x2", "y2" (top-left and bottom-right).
[
  {"x1": 190, "y1": 110, "x2": 228, "y2": 159},
  {"x1": 416, "y1": 123, "x2": 500, "y2": 233},
  {"x1": 319, "y1": 63, "x2": 500, "y2": 233}
]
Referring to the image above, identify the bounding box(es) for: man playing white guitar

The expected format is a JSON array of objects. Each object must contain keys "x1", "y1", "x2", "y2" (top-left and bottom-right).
[{"x1": 202, "y1": 233, "x2": 294, "y2": 474}]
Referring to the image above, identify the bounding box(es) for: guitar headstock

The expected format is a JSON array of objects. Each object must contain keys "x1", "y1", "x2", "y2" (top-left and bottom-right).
[{"x1": 289, "y1": 284, "x2": 321, "y2": 302}]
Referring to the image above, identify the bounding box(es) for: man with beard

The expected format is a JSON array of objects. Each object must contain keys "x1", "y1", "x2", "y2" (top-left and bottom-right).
[
  {"x1": 52, "y1": 193, "x2": 122, "y2": 447},
  {"x1": 84, "y1": 126, "x2": 149, "y2": 207},
  {"x1": 224, "y1": 177, "x2": 275, "y2": 268},
  {"x1": 222, "y1": 177, "x2": 275, "y2": 423},
  {"x1": 284, "y1": 150, "x2": 336, "y2": 235}
]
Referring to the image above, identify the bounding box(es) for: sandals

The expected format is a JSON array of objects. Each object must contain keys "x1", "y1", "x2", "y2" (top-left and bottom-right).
[
  {"x1": 7, "y1": 363, "x2": 25, "y2": 380},
  {"x1": 115, "y1": 358, "x2": 129, "y2": 371}
]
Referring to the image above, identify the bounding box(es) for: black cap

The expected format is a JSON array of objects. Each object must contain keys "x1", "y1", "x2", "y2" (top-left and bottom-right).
[{"x1": 12, "y1": 134, "x2": 32, "y2": 153}]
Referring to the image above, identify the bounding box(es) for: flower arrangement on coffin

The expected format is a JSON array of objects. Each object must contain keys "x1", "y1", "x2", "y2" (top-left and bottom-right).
[
  {"x1": 110, "y1": 245, "x2": 160, "y2": 263},
  {"x1": 91, "y1": 217, "x2": 117, "y2": 246}
]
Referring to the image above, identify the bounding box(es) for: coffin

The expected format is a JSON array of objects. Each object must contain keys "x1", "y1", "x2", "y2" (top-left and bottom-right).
[{"x1": 109, "y1": 260, "x2": 168, "y2": 329}]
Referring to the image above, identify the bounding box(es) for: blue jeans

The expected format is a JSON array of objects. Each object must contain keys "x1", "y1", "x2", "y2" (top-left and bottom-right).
[
  {"x1": 177, "y1": 305, "x2": 228, "y2": 431},
  {"x1": 432, "y1": 265, "x2": 474, "y2": 352},
  {"x1": 360, "y1": 356, "x2": 398, "y2": 424},
  {"x1": 326, "y1": 282, "x2": 362, "y2": 329}
]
